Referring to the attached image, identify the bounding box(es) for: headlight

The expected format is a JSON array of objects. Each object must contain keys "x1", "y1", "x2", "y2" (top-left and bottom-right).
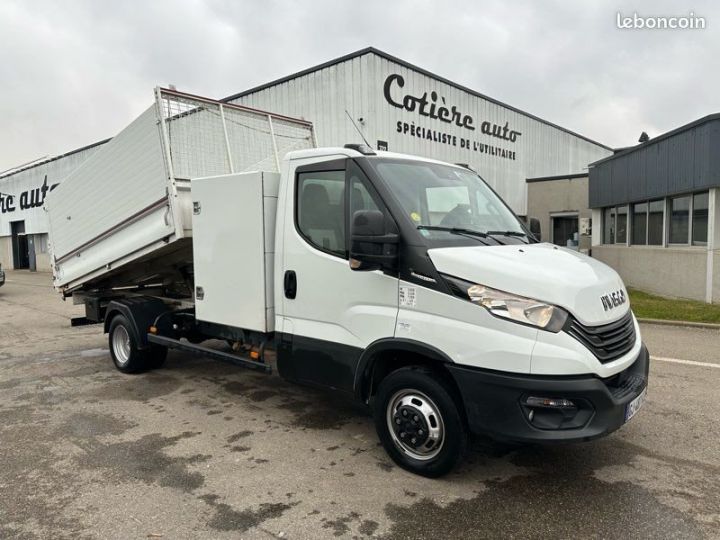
[{"x1": 444, "y1": 276, "x2": 568, "y2": 332}]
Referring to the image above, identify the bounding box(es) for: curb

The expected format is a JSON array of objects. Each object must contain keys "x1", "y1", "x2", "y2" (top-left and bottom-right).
[{"x1": 637, "y1": 318, "x2": 720, "y2": 330}]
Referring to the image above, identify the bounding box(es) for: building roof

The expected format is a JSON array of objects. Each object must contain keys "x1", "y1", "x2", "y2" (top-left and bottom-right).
[
  {"x1": 223, "y1": 47, "x2": 612, "y2": 151},
  {"x1": 589, "y1": 112, "x2": 720, "y2": 168},
  {"x1": 0, "y1": 138, "x2": 111, "y2": 181},
  {"x1": 588, "y1": 113, "x2": 720, "y2": 208},
  {"x1": 526, "y1": 172, "x2": 588, "y2": 183}
]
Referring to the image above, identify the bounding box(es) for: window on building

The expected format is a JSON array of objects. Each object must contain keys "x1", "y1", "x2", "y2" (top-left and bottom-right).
[
  {"x1": 296, "y1": 170, "x2": 346, "y2": 257},
  {"x1": 631, "y1": 202, "x2": 648, "y2": 245},
  {"x1": 669, "y1": 195, "x2": 691, "y2": 244},
  {"x1": 648, "y1": 199, "x2": 664, "y2": 245},
  {"x1": 692, "y1": 191, "x2": 709, "y2": 244},
  {"x1": 603, "y1": 207, "x2": 615, "y2": 244},
  {"x1": 616, "y1": 205, "x2": 628, "y2": 243}
]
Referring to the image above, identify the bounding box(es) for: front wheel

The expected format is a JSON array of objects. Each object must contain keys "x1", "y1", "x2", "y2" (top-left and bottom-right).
[{"x1": 373, "y1": 367, "x2": 467, "y2": 477}]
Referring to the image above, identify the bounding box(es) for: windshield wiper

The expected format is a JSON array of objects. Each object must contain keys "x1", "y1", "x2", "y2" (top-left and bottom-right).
[
  {"x1": 416, "y1": 225, "x2": 501, "y2": 245},
  {"x1": 485, "y1": 230, "x2": 530, "y2": 244}
]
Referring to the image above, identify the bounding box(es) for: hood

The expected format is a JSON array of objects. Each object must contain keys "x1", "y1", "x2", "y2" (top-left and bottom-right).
[{"x1": 428, "y1": 243, "x2": 629, "y2": 326}]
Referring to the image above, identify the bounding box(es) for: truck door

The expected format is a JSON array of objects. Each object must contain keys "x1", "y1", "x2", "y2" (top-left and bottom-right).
[{"x1": 279, "y1": 158, "x2": 399, "y2": 393}]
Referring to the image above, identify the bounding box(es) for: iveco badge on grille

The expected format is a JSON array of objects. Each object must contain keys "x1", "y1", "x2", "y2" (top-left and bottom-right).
[{"x1": 601, "y1": 289, "x2": 627, "y2": 311}]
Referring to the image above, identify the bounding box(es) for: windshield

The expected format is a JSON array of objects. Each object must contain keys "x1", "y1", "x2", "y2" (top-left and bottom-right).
[{"x1": 372, "y1": 159, "x2": 526, "y2": 243}]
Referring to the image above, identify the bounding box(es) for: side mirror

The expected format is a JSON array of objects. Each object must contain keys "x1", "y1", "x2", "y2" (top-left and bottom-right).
[
  {"x1": 528, "y1": 217, "x2": 542, "y2": 242},
  {"x1": 349, "y1": 210, "x2": 399, "y2": 271}
]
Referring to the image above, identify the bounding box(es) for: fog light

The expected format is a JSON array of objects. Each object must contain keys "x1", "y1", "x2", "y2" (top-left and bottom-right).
[{"x1": 525, "y1": 396, "x2": 576, "y2": 409}]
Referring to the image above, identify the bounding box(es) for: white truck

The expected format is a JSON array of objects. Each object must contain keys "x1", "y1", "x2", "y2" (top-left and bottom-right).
[{"x1": 47, "y1": 88, "x2": 648, "y2": 477}]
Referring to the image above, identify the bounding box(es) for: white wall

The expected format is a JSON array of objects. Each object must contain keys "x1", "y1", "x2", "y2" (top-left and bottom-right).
[{"x1": 230, "y1": 52, "x2": 612, "y2": 215}]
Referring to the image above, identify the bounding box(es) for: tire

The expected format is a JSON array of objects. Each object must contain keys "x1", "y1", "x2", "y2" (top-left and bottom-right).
[
  {"x1": 373, "y1": 366, "x2": 467, "y2": 478},
  {"x1": 108, "y1": 314, "x2": 149, "y2": 374}
]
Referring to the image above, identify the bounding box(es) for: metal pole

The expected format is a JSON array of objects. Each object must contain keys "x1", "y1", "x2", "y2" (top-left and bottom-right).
[
  {"x1": 154, "y1": 86, "x2": 183, "y2": 239},
  {"x1": 311, "y1": 124, "x2": 318, "y2": 148},
  {"x1": 219, "y1": 104, "x2": 235, "y2": 173},
  {"x1": 268, "y1": 115, "x2": 281, "y2": 172}
]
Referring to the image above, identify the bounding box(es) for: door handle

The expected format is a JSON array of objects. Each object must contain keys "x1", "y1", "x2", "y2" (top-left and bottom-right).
[{"x1": 284, "y1": 270, "x2": 297, "y2": 299}]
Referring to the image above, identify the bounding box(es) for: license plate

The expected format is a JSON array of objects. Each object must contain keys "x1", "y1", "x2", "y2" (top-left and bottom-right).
[{"x1": 624, "y1": 387, "x2": 647, "y2": 423}]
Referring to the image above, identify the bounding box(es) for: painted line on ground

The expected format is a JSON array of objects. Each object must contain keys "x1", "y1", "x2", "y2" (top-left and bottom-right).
[{"x1": 651, "y1": 356, "x2": 720, "y2": 369}]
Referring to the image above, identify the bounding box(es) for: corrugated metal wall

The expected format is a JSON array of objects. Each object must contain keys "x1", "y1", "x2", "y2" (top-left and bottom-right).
[
  {"x1": 230, "y1": 51, "x2": 612, "y2": 214},
  {"x1": 0, "y1": 143, "x2": 105, "y2": 237},
  {"x1": 589, "y1": 117, "x2": 720, "y2": 208}
]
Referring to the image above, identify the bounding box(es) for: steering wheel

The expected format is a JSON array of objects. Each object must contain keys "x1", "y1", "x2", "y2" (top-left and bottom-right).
[{"x1": 439, "y1": 204, "x2": 473, "y2": 228}]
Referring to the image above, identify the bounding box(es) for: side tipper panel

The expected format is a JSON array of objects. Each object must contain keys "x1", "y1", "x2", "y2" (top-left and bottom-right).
[{"x1": 47, "y1": 106, "x2": 173, "y2": 289}]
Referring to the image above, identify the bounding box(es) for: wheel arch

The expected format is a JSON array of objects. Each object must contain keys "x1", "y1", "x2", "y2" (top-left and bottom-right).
[
  {"x1": 353, "y1": 338, "x2": 457, "y2": 404},
  {"x1": 103, "y1": 297, "x2": 169, "y2": 349}
]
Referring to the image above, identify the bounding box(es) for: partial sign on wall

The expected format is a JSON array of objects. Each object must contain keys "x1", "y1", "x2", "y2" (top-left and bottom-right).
[{"x1": 0, "y1": 142, "x2": 106, "y2": 237}]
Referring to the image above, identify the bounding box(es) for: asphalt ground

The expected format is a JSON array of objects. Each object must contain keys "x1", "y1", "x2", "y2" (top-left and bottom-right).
[{"x1": 1, "y1": 270, "x2": 719, "y2": 539}]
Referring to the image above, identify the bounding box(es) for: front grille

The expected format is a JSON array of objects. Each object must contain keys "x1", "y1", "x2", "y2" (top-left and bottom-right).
[{"x1": 565, "y1": 311, "x2": 636, "y2": 364}]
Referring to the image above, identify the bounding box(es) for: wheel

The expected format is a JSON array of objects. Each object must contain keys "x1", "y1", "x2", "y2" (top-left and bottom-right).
[
  {"x1": 373, "y1": 367, "x2": 467, "y2": 478},
  {"x1": 108, "y1": 314, "x2": 149, "y2": 374}
]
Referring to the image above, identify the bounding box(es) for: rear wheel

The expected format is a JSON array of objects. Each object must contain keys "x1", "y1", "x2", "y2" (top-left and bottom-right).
[
  {"x1": 109, "y1": 314, "x2": 149, "y2": 373},
  {"x1": 373, "y1": 367, "x2": 467, "y2": 478}
]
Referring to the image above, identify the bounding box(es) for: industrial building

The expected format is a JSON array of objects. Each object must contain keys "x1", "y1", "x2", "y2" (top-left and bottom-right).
[
  {"x1": 1, "y1": 47, "x2": 614, "y2": 272},
  {"x1": 525, "y1": 173, "x2": 592, "y2": 252},
  {"x1": 590, "y1": 114, "x2": 720, "y2": 303}
]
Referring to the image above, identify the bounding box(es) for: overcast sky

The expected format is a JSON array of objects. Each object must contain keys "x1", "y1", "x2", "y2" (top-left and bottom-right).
[{"x1": 1, "y1": 0, "x2": 718, "y2": 171}]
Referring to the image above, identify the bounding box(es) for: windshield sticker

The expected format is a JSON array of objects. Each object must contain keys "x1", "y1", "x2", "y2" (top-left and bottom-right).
[{"x1": 399, "y1": 286, "x2": 417, "y2": 308}]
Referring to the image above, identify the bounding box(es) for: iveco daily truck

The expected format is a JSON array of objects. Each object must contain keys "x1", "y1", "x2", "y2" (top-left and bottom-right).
[{"x1": 47, "y1": 88, "x2": 648, "y2": 477}]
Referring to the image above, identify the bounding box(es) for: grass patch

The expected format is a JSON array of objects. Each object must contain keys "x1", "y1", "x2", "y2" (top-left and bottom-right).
[{"x1": 628, "y1": 288, "x2": 720, "y2": 324}]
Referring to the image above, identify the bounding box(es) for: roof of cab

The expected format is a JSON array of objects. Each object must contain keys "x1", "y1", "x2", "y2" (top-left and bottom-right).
[{"x1": 285, "y1": 147, "x2": 466, "y2": 170}]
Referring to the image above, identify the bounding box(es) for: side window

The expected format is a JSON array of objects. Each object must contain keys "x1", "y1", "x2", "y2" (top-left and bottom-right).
[{"x1": 297, "y1": 170, "x2": 346, "y2": 257}]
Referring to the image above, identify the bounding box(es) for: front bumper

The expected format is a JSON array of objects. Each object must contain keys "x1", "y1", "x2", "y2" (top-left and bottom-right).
[{"x1": 447, "y1": 344, "x2": 649, "y2": 443}]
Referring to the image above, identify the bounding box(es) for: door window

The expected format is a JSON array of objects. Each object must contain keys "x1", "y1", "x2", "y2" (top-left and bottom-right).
[{"x1": 296, "y1": 170, "x2": 346, "y2": 257}]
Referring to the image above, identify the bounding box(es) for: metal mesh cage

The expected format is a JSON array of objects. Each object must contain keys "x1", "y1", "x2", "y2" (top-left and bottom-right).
[{"x1": 157, "y1": 89, "x2": 315, "y2": 179}]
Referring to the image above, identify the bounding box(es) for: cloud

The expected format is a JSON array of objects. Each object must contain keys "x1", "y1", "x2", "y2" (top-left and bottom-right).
[{"x1": 1, "y1": 0, "x2": 718, "y2": 170}]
